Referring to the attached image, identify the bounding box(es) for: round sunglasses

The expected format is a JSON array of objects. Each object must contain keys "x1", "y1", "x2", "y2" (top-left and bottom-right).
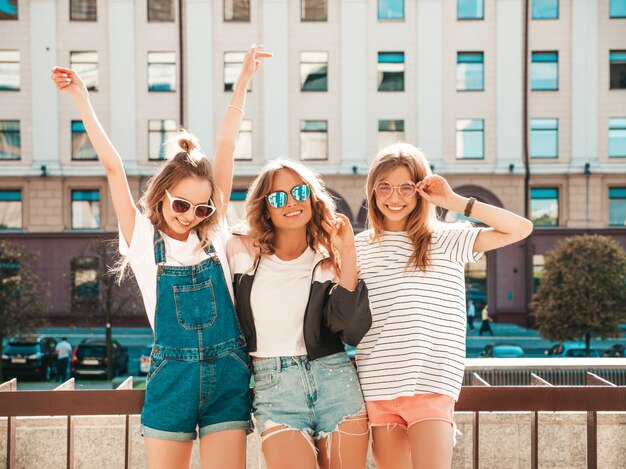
[
  {"x1": 374, "y1": 180, "x2": 418, "y2": 199},
  {"x1": 266, "y1": 184, "x2": 311, "y2": 209},
  {"x1": 165, "y1": 190, "x2": 216, "y2": 219}
]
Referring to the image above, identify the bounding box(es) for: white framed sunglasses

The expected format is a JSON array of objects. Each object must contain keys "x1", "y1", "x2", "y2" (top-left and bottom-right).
[{"x1": 165, "y1": 190, "x2": 216, "y2": 219}]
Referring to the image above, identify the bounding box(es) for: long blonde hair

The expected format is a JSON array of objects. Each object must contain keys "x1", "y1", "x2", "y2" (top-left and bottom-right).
[
  {"x1": 244, "y1": 159, "x2": 340, "y2": 274},
  {"x1": 366, "y1": 143, "x2": 436, "y2": 271}
]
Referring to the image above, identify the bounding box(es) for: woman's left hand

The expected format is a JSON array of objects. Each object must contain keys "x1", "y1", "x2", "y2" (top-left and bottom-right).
[
  {"x1": 322, "y1": 212, "x2": 355, "y2": 255},
  {"x1": 416, "y1": 174, "x2": 456, "y2": 210}
]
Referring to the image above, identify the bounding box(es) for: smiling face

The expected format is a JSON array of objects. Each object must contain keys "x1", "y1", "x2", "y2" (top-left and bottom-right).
[
  {"x1": 160, "y1": 176, "x2": 212, "y2": 241},
  {"x1": 266, "y1": 169, "x2": 312, "y2": 234},
  {"x1": 374, "y1": 165, "x2": 418, "y2": 232}
]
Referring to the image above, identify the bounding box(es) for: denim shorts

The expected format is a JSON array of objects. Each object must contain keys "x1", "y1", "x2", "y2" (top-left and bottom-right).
[{"x1": 251, "y1": 352, "x2": 365, "y2": 439}]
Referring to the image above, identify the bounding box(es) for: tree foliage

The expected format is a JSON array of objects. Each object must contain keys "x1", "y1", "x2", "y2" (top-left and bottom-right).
[{"x1": 533, "y1": 235, "x2": 626, "y2": 348}]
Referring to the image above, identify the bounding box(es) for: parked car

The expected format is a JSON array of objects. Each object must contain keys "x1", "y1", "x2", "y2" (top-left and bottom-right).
[
  {"x1": 479, "y1": 343, "x2": 525, "y2": 358},
  {"x1": 544, "y1": 342, "x2": 600, "y2": 358},
  {"x1": 138, "y1": 344, "x2": 153, "y2": 376},
  {"x1": 602, "y1": 344, "x2": 625, "y2": 357},
  {"x1": 1, "y1": 336, "x2": 58, "y2": 381},
  {"x1": 71, "y1": 339, "x2": 129, "y2": 378}
]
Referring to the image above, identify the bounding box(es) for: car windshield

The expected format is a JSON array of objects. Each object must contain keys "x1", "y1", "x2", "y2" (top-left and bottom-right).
[
  {"x1": 76, "y1": 346, "x2": 106, "y2": 358},
  {"x1": 4, "y1": 344, "x2": 39, "y2": 354}
]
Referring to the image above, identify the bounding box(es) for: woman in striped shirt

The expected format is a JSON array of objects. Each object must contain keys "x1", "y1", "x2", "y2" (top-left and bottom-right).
[{"x1": 355, "y1": 143, "x2": 533, "y2": 469}]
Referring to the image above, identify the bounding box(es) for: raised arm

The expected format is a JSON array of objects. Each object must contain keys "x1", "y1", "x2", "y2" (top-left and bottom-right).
[
  {"x1": 416, "y1": 175, "x2": 533, "y2": 253},
  {"x1": 51, "y1": 67, "x2": 136, "y2": 245},
  {"x1": 213, "y1": 44, "x2": 272, "y2": 218}
]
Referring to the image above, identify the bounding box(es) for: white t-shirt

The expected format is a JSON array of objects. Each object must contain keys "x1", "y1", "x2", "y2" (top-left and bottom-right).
[
  {"x1": 55, "y1": 341, "x2": 73, "y2": 359},
  {"x1": 119, "y1": 210, "x2": 234, "y2": 330},
  {"x1": 355, "y1": 225, "x2": 483, "y2": 401},
  {"x1": 249, "y1": 248, "x2": 317, "y2": 357}
]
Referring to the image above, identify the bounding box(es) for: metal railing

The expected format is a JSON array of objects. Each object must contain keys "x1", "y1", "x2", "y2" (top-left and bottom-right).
[{"x1": 1, "y1": 371, "x2": 626, "y2": 469}]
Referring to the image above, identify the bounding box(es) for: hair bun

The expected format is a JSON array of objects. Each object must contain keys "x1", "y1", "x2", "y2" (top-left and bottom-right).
[{"x1": 179, "y1": 137, "x2": 196, "y2": 154}]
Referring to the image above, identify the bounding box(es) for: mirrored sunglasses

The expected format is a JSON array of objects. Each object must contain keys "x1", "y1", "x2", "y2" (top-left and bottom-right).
[
  {"x1": 266, "y1": 184, "x2": 311, "y2": 209},
  {"x1": 165, "y1": 190, "x2": 216, "y2": 219}
]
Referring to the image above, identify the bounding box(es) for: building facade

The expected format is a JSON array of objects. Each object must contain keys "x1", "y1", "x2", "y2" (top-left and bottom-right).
[{"x1": 1, "y1": 0, "x2": 625, "y2": 326}]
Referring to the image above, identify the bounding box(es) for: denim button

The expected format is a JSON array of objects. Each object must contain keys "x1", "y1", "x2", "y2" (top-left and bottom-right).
[{"x1": 305, "y1": 362, "x2": 311, "y2": 370}]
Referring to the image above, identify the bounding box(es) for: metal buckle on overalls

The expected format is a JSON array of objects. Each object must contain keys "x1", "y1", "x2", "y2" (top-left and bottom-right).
[
  {"x1": 157, "y1": 264, "x2": 165, "y2": 274},
  {"x1": 209, "y1": 251, "x2": 220, "y2": 264}
]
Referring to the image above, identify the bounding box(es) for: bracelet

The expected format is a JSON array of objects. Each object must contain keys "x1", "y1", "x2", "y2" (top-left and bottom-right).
[
  {"x1": 464, "y1": 197, "x2": 476, "y2": 217},
  {"x1": 227, "y1": 104, "x2": 245, "y2": 116}
]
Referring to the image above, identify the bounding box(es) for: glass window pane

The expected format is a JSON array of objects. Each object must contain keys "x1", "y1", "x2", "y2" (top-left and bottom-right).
[
  {"x1": 148, "y1": 0, "x2": 174, "y2": 22},
  {"x1": 224, "y1": 0, "x2": 249, "y2": 21},
  {"x1": 610, "y1": 50, "x2": 626, "y2": 89},
  {"x1": 0, "y1": 120, "x2": 20, "y2": 160},
  {"x1": 378, "y1": 0, "x2": 404, "y2": 20},
  {"x1": 457, "y1": 53, "x2": 484, "y2": 91},
  {"x1": 531, "y1": 52, "x2": 558, "y2": 90},
  {"x1": 0, "y1": 50, "x2": 20, "y2": 91},
  {"x1": 530, "y1": 188, "x2": 558, "y2": 226},
  {"x1": 530, "y1": 118, "x2": 558, "y2": 158},
  {"x1": 609, "y1": 118, "x2": 626, "y2": 157},
  {"x1": 0, "y1": 0, "x2": 18, "y2": 20},
  {"x1": 149, "y1": 119, "x2": 178, "y2": 160},
  {"x1": 378, "y1": 120, "x2": 405, "y2": 150},
  {"x1": 72, "y1": 257, "x2": 99, "y2": 298},
  {"x1": 458, "y1": 0, "x2": 484, "y2": 19},
  {"x1": 71, "y1": 190, "x2": 100, "y2": 229},
  {"x1": 378, "y1": 52, "x2": 405, "y2": 92},
  {"x1": 223, "y1": 52, "x2": 252, "y2": 92},
  {"x1": 532, "y1": 0, "x2": 558, "y2": 19},
  {"x1": 70, "y1": 52, "x2": 98, "y2": 91},
  {"x1": 301, "y1": 0, "x2": 326, "y2": 21},
  {"x1": 300, "y1": 51, "x2": 328, "y2": 92},
  {"x1": 456, "y1": 119, "x2": 484, "y2": 159},
  {"x1": 300, "y1": 120, "x2": 328, "y2": 160},
  {"x1": 71, "y1": 121, "x2": 97, "y2": 160},
  {"x1": 609, "y1": 187, "x2": 626, "y2": 227},
  {"x1": 70, "y1": 0, "x2": 97, "y2": 21},
  {"x1": 610, "y1": 0, "x2": 626, "y2": 18},
  {"x1": 148, "y1": 63, "x2": 176, "y2": 92},
  {"x1": 0, "y1": 190, "x2": 21, "y2": 230},
  {"x1": 234, "y1": 119, "x2": 252, "y2": 160}
]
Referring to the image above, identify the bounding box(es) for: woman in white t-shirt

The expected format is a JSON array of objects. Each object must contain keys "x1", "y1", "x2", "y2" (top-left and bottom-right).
[
  {"x1": 227, "y1": 159, "x2": 372, "y2": 469},
  {"x1": 355, "y1": 143, "x2": 533, "y2": 469},
  {"x1": 52, "y1": 45, "x2": 271, "y2": 469}
]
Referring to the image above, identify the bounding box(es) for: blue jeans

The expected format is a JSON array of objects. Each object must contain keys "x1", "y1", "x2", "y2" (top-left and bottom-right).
[
  {"x1": 56, "y1": 357, "x2": 69, "y2": 382},
  {"x1": 251, "y1": 352, "x2": 365, "y2": 439}
]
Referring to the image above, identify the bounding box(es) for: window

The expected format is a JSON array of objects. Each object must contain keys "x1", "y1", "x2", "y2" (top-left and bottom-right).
[
  {"x1": 531, "y1": 52, "x2": 558, "y2": 90},
  {"x1": 609, "y1": 118, "x2": 626, "y2": 158},
  {"x1": 610, "y1": 0, "x2": 626, "y2": 18},
  {"x1": 301, "y1": 0, "x2": 326, "y2": 21},
  {"x1": 0, "y1": 120, "x2": 20, "y2": 160},
  {"x1": 71, "y1": 121, "x2": 97, "y2": 161},
  {"x1": 0, "y1": 50, "x2": 19, "y2": 91},
  {"x1": 530, "y1": 118, "x2": 558, "y2": 158},
  {"x1": 458, "y1": 0, "x2": 484, "y2": 20},
  {"x1": 530, "y1": 188, "x2": 558, "y2": 226},
  {"x1": 300, "y1": 120, "x2": 328, "y2": 160},
  {"x1": 235, "y1": 120, "x2": 252, "y2": 160},
  {"x1": 532, "y1": 254, "x2": 545, "y2": 292},
  {"x1": 71, "y1": 190, "x2": 100, "y2": 229},
  {"x1": 70, "y1": 0, "x2": 97, "y2": 21},
  {"x1": 610, "y1": 51, "x2": 626, "y2": 90},
  {"x1": 378, "y1": 120, "x2": 405, "y2": 150},
  {"x1": 378, "y1": 0, "x2": 404, "y2": 20},
  {"x1": 148, "y1": 52, "x2": 176, "y2": 92},
  {"x1": 0, "y1": 190, "x2": 21, "y2": 230},
  {"x1": 378, "y1": 52, "x2": 404, "y2": 92},
  {"x1": 457, "y1": 52, "x2": 484, "y2": 91},
  {"x1": 609, "y1": 188, "x2": 626, "y2": 227},
  {"x1": 71, "y1": 257, "x2": 99, "y2": 312},
  {"x1": 456, "y1": 119, "x2": 484, "y2": 159},
  {"x1": 149, "y1": 119, "x2": 178, "y2": 160},
  {"x1": 300, "y1": 52, "x2": 328, "y2": 92},
  {"x1": 70, "y1": 52, "x2": 98, "y2": 91},
  {"x1": 148, "y1": 0, "x2": 174, "y2": 22},
  {"x1": 224, "y1": 0, "x2": 249, "y2": 22},
  {"x1": 0, "y1": 0, "x2": 18, "y2": 20},
  {"x1": 532, "y1": 0, "x2": 558, "y2": 19},
  {"x1": 224, "y1": 52, "x2": 252, "y2": 92},
  {"x1": 227, "y1": 190, "x2": 247, "y2": 226}
]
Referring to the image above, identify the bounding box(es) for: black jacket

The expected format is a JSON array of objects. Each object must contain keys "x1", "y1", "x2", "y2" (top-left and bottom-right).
[{"x1": 227, "y1": 235, "x2": 372, "y2": 361}]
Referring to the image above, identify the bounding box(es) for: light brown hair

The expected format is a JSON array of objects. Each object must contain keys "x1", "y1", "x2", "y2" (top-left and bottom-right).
[{"x1": 366, "y1": 143, "x2": 436, "y2": 271}]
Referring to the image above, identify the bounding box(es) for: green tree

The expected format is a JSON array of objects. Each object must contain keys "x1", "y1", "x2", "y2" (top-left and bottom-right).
[
  {"x1": 533, "y1": 235, "x2": 626, "y2": 356},
  {"x1": 0, "y1": 240, "x2": 49, "y2": 382}
]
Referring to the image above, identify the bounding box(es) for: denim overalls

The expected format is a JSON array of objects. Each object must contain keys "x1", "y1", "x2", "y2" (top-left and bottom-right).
[{"x1": 141, "y1": 230, "x2": 252, "y2": 440}]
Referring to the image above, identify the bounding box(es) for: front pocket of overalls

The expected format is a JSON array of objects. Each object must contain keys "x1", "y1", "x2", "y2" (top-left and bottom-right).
[{"x1": 173, "y1": 278, "x2": 217, "y2": 330}]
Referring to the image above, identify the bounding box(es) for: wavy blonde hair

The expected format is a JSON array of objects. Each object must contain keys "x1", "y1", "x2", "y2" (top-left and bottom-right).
[
  {"x1": 244, "y1": 159, "x2": 340, "y2": 274},
  {"x1": 366, "y1": 143, "x2": 436, "y2": 271}
]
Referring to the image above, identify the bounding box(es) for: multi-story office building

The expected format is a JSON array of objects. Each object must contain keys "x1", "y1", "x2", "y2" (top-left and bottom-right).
[{"x1": 1, "y1": 0, "x2": 625, "y2": 326}]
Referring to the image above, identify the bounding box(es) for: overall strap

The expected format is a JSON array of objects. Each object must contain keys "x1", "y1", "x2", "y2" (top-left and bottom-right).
[{"x1": 153, "y1": 229, "x2": 166, "y2": 264}]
